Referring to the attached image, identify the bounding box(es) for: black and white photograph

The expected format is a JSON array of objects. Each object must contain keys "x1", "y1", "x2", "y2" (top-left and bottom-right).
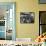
[
  {"x1": 20, "y1": 12, "x2": 34, "y2": 23},
  {"x1": 39, "y1": 0, "x2": 46, "y2": 4}
]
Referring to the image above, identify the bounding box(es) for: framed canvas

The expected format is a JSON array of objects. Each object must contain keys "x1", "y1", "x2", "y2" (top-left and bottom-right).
[
  {"x1": 0, "y1": 2, "x2": 16, "y2": 40},
  {"x1": 39, "y1": 0, "x2": 46, "y2": 4},
  {"x1": 20, "y1": 12, "x2": 35, "y2": 24}
]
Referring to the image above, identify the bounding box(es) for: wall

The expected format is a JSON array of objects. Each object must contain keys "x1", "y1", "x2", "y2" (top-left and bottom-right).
[
  {"x1": 16, "y1": 0, "x2": 39, "y2": 39},
  {"x1": 0, "y1": 0, "x2": 46, "y2": 40}
]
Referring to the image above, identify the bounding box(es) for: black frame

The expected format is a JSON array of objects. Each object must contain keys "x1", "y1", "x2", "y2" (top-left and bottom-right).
[
  {"x1": 39, "y1": 11, "x2": 46, "y2": 36},
  {"x1": 39, "y1": 0, "x2": 46, "y2": 4},
  {"x1": 20, "y1": 12, "x2": 35, "y2": 24}
]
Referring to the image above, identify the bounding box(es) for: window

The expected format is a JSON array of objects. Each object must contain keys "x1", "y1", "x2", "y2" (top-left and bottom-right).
[
  {"x1": 0, "y1": 2, "x2": 16, "y2": 40},
  {"x1": 39, "y1": 11, "x2": 46, "y2": 35}
]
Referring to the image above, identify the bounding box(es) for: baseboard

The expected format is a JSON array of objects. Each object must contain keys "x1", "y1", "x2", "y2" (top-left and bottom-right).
[{"x1": 16, "y1": 38, "x2": 32, "y2": 42}]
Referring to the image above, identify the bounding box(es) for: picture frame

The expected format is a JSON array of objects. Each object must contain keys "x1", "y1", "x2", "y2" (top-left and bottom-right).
[
  {"x1": 39, "y1": 0, "x2": 46, "y2": 4},
  {"x1": 20, "y1": 12, "x2": 35, "y2": 24}
]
